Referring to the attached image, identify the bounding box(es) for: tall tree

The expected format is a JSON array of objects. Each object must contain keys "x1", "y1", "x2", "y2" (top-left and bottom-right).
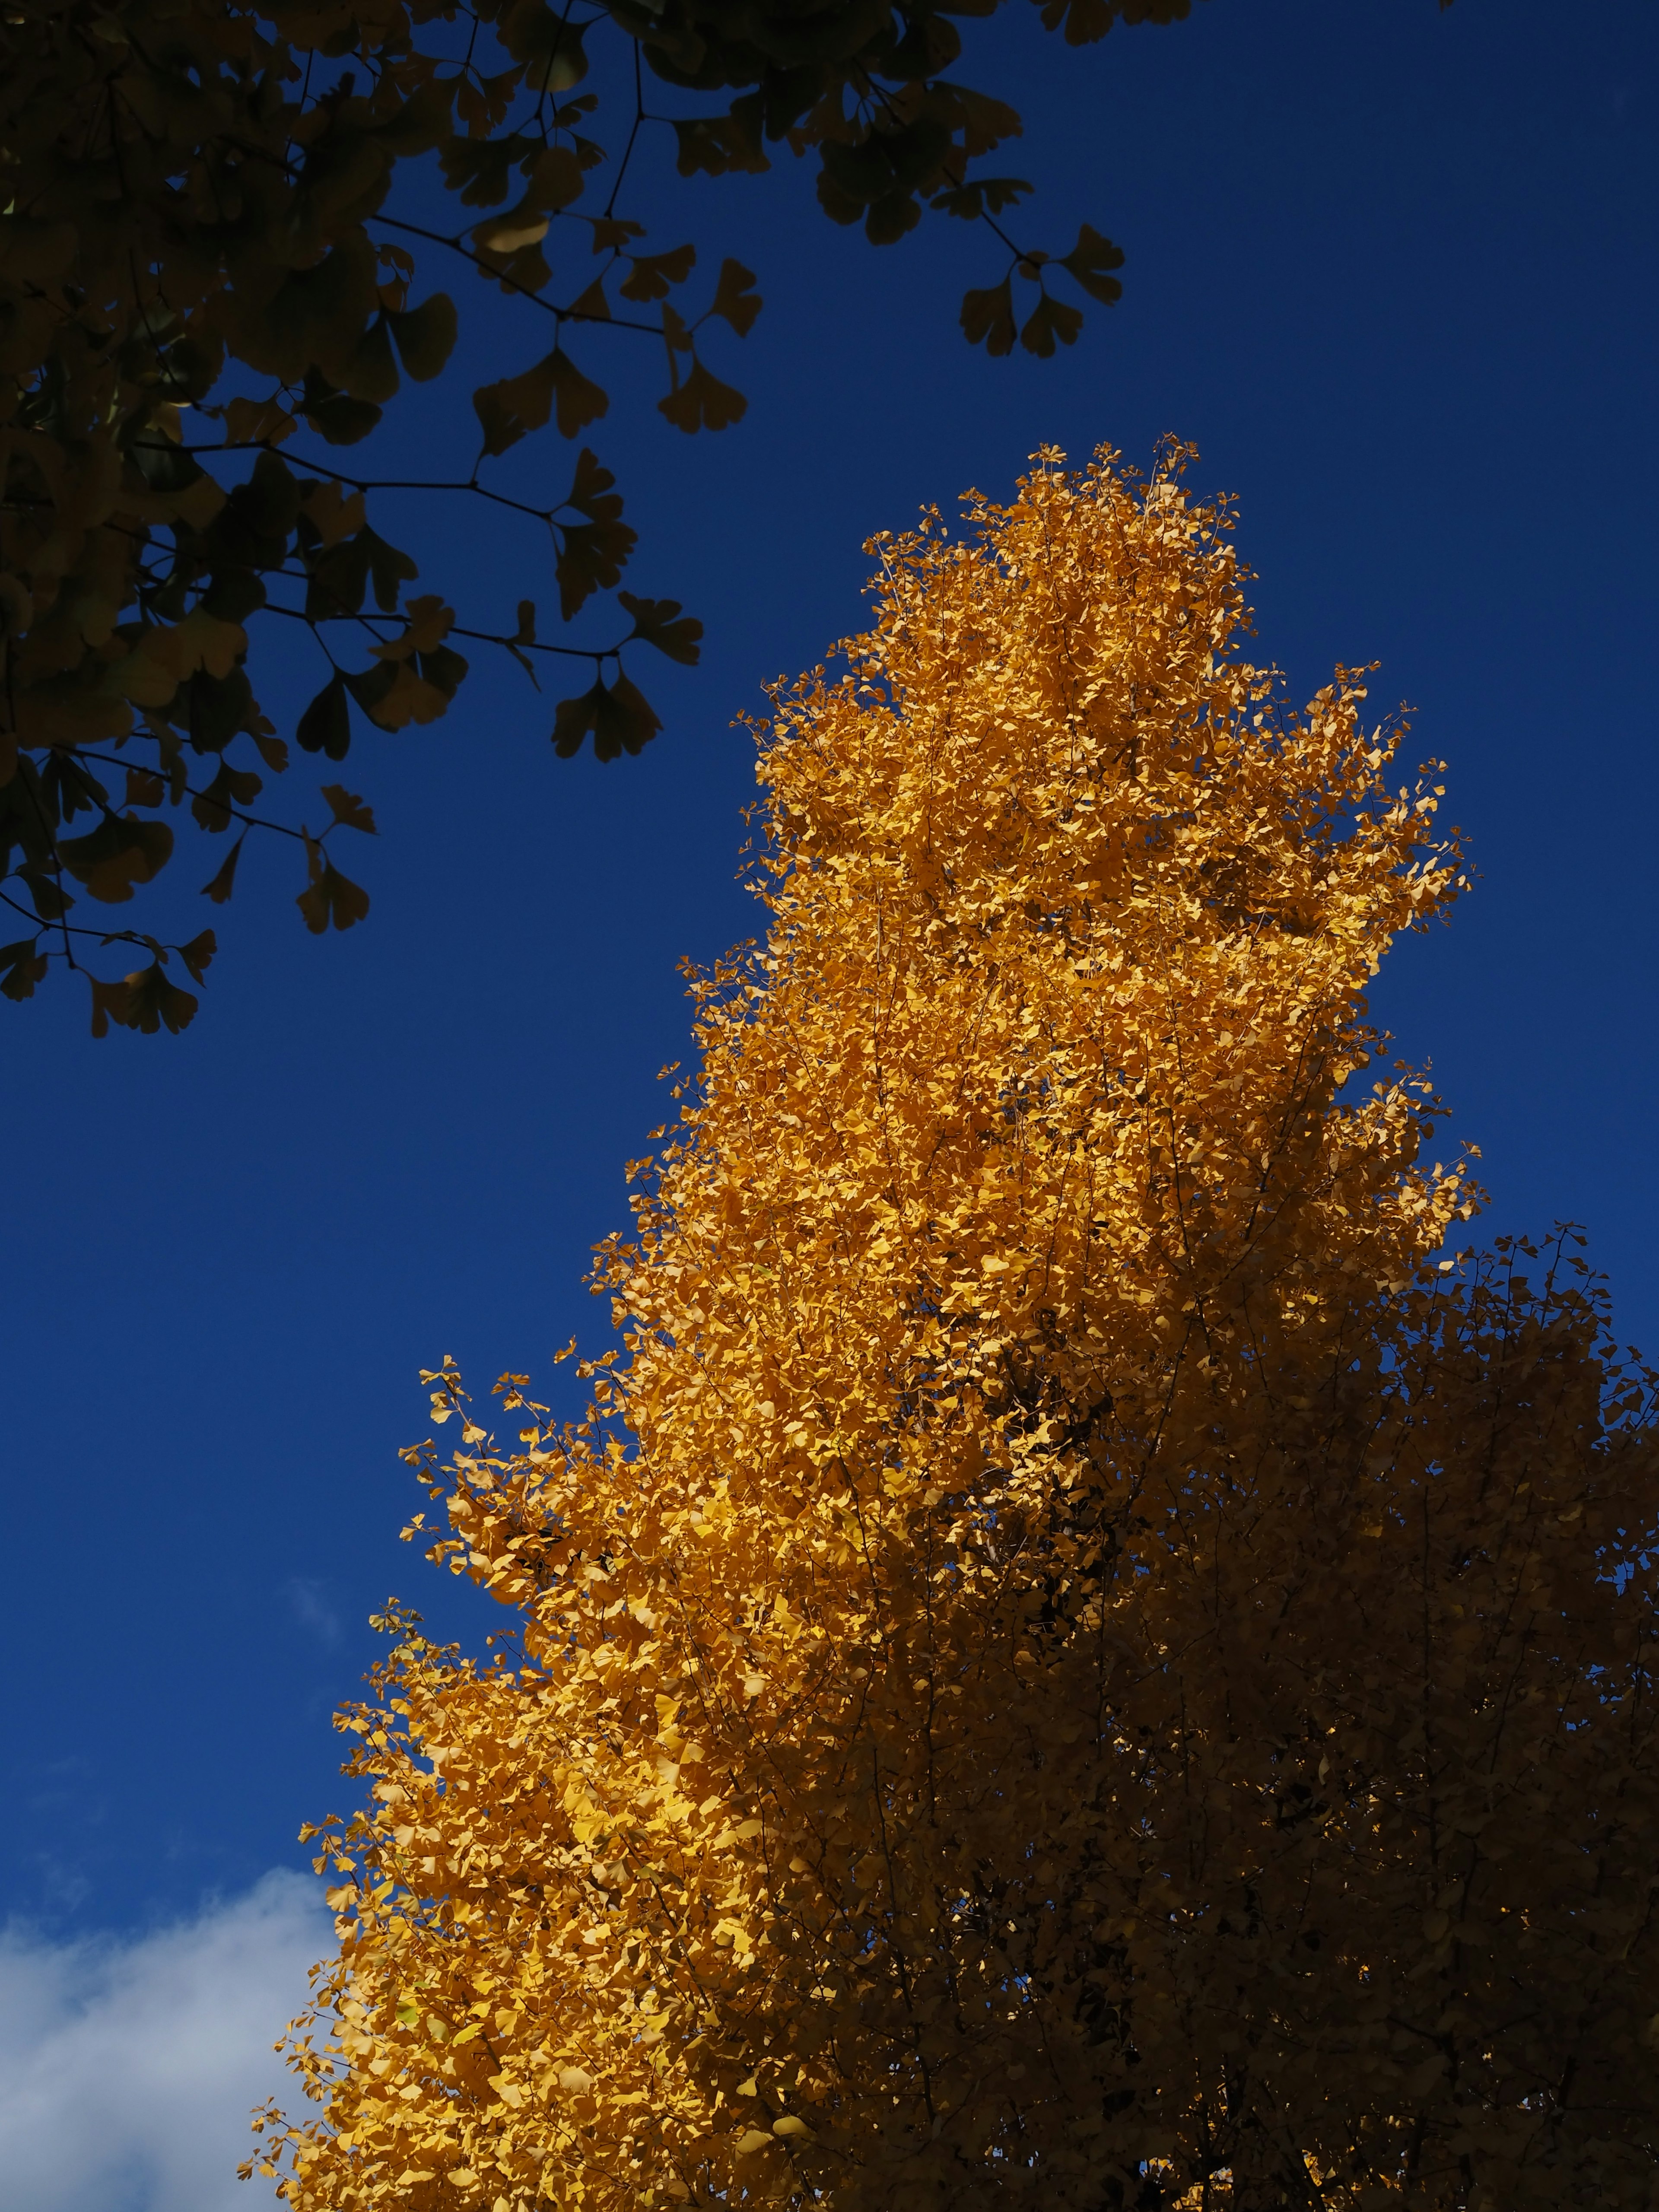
[
  {"x1": 0, "y1": 0, "x2": 1191, "y2": 1031},
  {"x1": 255, "y1": 445, "x2": 1656, "y2": 2212}
]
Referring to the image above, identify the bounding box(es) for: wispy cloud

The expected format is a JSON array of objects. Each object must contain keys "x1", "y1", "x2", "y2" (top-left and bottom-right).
[
  {"x1": 0, "y1": 1871, "x2": 327, "y2": 2212},
  {"x1": 283, "y1": 1576, "x2": 342, "y2": 1646}
]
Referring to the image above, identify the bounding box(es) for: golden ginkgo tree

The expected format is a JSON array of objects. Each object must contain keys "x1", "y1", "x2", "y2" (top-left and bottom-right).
[{"x1": 254, "y1": 444, "x2": 1659, "y2": 2211}]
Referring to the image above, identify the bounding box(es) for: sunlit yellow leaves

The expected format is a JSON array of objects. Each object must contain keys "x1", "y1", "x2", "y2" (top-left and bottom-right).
[{"x1": 263, "y1": 445, "x2": 1657, "y2": 2212}]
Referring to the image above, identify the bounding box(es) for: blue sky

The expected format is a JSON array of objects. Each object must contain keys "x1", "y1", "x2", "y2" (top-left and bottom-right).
[{"x1": 3, "y1": 2, "x2": 1656, "y2": 2203}]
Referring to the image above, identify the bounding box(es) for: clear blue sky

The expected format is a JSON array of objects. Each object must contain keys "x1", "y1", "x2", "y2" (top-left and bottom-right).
[{"x1": 2, "y1": 5, "x2": 1655, "y2": 2177}]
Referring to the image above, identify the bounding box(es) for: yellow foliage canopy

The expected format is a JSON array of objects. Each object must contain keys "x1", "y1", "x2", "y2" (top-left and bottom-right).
[{"x1": 258, "y1": 447, "x2": 1659, "y2": 2211}]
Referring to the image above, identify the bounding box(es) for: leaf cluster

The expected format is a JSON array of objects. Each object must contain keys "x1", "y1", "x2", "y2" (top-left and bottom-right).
[{"x1": 0, "y1": 0, "x2": 1183, "y2": 1030}]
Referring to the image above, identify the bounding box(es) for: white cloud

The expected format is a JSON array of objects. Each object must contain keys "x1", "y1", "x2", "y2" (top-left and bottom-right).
[{"x1": 0, "y1": 1871, "x2": 329, "y2": 2212}]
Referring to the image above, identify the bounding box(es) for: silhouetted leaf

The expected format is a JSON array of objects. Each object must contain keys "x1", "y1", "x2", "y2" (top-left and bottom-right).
[
  {"x1": 321, "y1": 784, "x2": 378, "y2": 834},
  {"x1": 387, "y1": 293, "x2": 458, "y2": 380},
  {"x1": 88, "y1": 974, "x2": 135, "y2": 1038},
  {"x1": 961, "y1": 276, "x2": 1017, "y2": 356},
  {"x1": 191, "y1": 758, "x2": 263, "y2": 833},
  {"x1": 342, "y1": 317, "x2": 400, "y2": 403},
  {"x1": 300, "y1": 370, "x2": 383, "y2": 446},
  {"x1": 307, "y1": 536, "x2": 372, "y2": 622},
  {"x1": 1039, "y1": 0, "x2": 1117, "y2": 44},
  {"x1": 122, "y1": 957, "x2": 199, "y2": 1034},
  {"x1": 1059, "y1": 222, "x2": 1125, "y2": 305},
  {"x1": 297, "y1": 837, "x2": 371, "y2": 934},
  {"x1": 0, "y1": 938, "x2": 48, "y2": 1001},
  {"x1": 619, "y1": 245, "x2": 696, "y2": 304},
  {"x1": 296, "y1": 673, "x2": 353, "y2": 760},
  {"x1": 500, "y1": 1, "x2": 588, "y2": 88},
  {"x1": 618, "y1": 591, "x2": 702, "y2": 666},
  {"x1": 707, "y1": 258, "x2": 762, "y2": 337},
  {"x1": 58, "y1": 814, "x2": 173, "y2": 903},
  {"x1": 178, "y1": 928, "x2": 216, "y2": 984},
  {"x1": 477, "y1": 348, "x2": 609, "y2": 453},
  {"x1": 658, "y1": 360, "x2": 746, "y2": 435},
  {"x1": 201, "y1": 833, "x2": 246, "y2": 903},
  {"x1": 674, "y1": 112, "x2": 769, "y2": 180},
  {"x1": 552, "y1": 670, "x2": 661, "y2": 761},
  {"x1": 363, "y1": 529, "x2": 420, "y2": 612},
  {"x1": 931, "y1": 177, "x2": 1033, "y2": 219},
  {"x1": 1020, "y1": 291, "x2": 1084, "y2": 356}
]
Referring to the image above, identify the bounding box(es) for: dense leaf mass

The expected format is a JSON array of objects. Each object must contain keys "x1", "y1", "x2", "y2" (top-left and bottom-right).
[
  {"x1": 259, "y1": 449, "x2": 1658, "y2": 2211},
  {"x1": 0, "y1": 0, "x2": 1179, "y2": 1027}
]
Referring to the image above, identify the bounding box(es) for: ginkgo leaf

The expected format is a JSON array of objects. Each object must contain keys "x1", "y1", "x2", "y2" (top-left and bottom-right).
[
  {"x1": 474, "y1": 349, "x2": 608, "y2": 455},
  {"x1": 708, "y1": 258, "x2": 762, "y2": 336},
  {"x1": 320, "y1": 784, "x2": 378, "y2": 834},
  {"x1": 673, "y1": 113, "x2": 770, "y2": 179},
  {"x1": 306, "y1": 537, "x2": 372, "y2": 623},
  {"x1": 556, "y1": 453, "x2": 635, "y2": 616},
  {"x1": 386, "y1": 293, "x2": 458, "y2": 380},
  {"x1": 1058, "y1": 221, "x2": 1125, "y2": 305},
  {"x1": 931, "y1": 177, "x2": 1033, "y2": 220},
  {"x1": 297, "y1": 843, "x2": 371, "y2": 934},
  {"x1": 0, "y1": 939, "x2": 48, "y2": 1001},
  {"x1": 567, "y1": 275, "x2": 610, "y2": 321},
  {"x1": 200, "y1": 833, "x2": 247, "y2": 905},
  {"x1": 551, "y1": 671, "x2": 662, "y2": 760},
  {"x1": 121, "y1": 957, "x2": 199, "y2": 1035},
  {"x1": 296, "y1": 674, "x2": 353, "y2": 761},
  {"x1": 657, "y1": 360, "x2": 746, "y2": 435},
  {"x1": 617, "y1": 592, "x2": 702, "y2": 666},
  {"x1": 177, "y1": 928, "x2": 216, "y2": 983},
  {"x1": 479, "y1": 210, "x2": 550, "y2": 256},
  {"x1": 87, "y1": 973, "x2": 137, "y2": 1037},
  {"x1": 960, "y1": 276, "x2": 1017, "y2": 356},
  {"x1": 58, "y1": 814, "x2": 173, "y2": 903},
  {"x1": 300, "y1": 370, "x2": 383, "y2": 447},
  {"x1": 618, "y1": 244, "x2": 696, "y2": 303},
  {"x1": 1020, "y1": 291, "x2": 1084, "y2": 357},
  {"x1": 1039, "y1": 0, "x2": 1116, "y2": 44},
  {"x1": 190, "y1": 758, "x2": 262, "y2": 834}
]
